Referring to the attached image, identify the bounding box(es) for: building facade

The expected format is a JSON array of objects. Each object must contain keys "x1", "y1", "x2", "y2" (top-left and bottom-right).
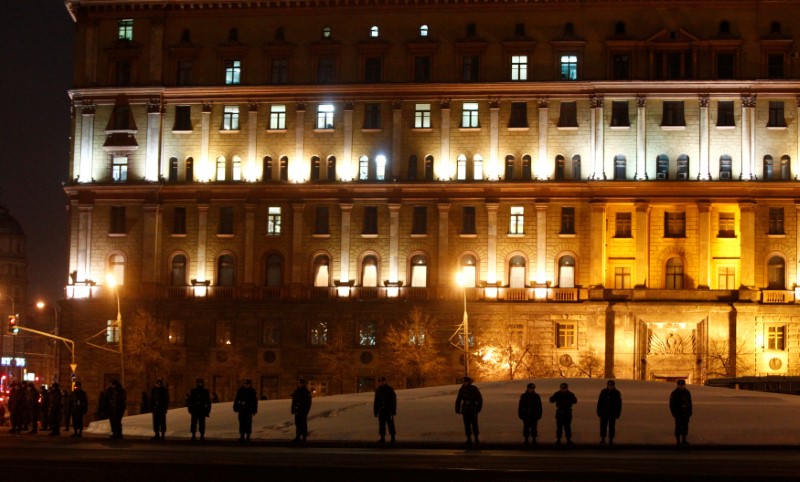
[{"x1": 62, "y1": 0, "x2": 800, "y2": 404}]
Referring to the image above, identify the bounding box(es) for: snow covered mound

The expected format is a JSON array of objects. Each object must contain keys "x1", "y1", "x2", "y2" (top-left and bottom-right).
[{"x1": 85, "y1": 379, "x2": 800, "y2": 445}]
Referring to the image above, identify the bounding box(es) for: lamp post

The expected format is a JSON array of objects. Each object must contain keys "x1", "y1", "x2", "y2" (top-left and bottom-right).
[
  {"x1": 106, "y1": 274, "x2": 124, "y2": 388},
  {"x1": 456, "y1": 272, "x2": 469, "y2": 378},
  {"x1": 36, "y1": 301, "x2": 60, "y2": 383}
]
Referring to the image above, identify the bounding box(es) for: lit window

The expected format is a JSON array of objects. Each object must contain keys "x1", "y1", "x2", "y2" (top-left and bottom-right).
[
  {"x1": 359, "y1": 320, "x2": 377, "y2": 346},
  {"x1": 269, "y1": 105, "x2": 286, "y2": 130},
  {"x1": 232, "y1": 156, "x2": 241, "y2": 181},
  {"x1": 310, "y1": 320, "x2": 329, "y2": 345},
  {"x1": 767, "y1": 325, "x2": 786, "y2": 350},
  {"x1": 322, "y1": 27, "x2": 332, "y2": 38},
  {"x1": 615, "y1": 212, "x2": 632, "y2": 238},
  {"x1": 462, "y1": 102, "x2": 479, "y2": 128},
  {"x1": 718, "y1": 266, "x2": 735, "y2": 289},
  {"x1": 216, "y1": 156, "x2": 226, "y2": 181},
  {"x1": 718, "y1": 212, "x2": 735, "y2": 238},
  {"x1": 456, "y1": 155, "x2": 467, "y2": 180},
  {"x1": 359, "y1": 156, "x2": 369, "y2": 181},
  {"x1": 511, "y1": 55, "x2": 528, "y2": 81},
  {"x1": 112, "y1": 157, "x2": 128, "y2": 182},
  {"x1": 614, "y1": 267, "x2": 631, "y2": 289},
  {"x1": 118, "y1": 19, "x2": 133, "y2": 41},
  {"x1": 420, "y1": 25, "x2": 428, "y2": 37},
  {"x1": 168, "y1": 320, "x2": 186, "y2": 345},
  {"x1": 222, "y1": 105, "x2": 240, "y2": 130},
  {"x1": 317, "y1": 104, "x2": 334, "y2": 129},
  {"x1": 370, "y1": 26, "x2": 379, "y2": 38},
  {"x1": 556, "y1": 322, "x2": 576, "y2": 348},
  {"x1": 560, "y1": 55, "x2": 578, "y2": 80},
  {"x1": 414, "y1": 103, "x2": 431, "y2": 128},
  {"x1": 267, "y1": 206, "x2": 282, "y2": 235},
  {"x1": 510, "y1": 206, "x2": 524, "y2": 234},
  {"x1": 376, "y1": 155, "x2": 387, "y2": 181},
  {"x1": 473, "y1": 155, "x2": 483, "y2": 180},
  {"x1": 108, "y1": 253, "x2": 125, "y2": 285},
  {"x1": 225, "y1": 60, "x2": 241, "y2": 85},
  {"x1": 106, "y1": 319, "x2": 119, "y2": 343}
]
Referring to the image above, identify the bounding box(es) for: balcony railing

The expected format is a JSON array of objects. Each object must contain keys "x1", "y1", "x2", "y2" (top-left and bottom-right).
[{"x1": 761, "y1": 290, "x2": 796, "y2": 304}]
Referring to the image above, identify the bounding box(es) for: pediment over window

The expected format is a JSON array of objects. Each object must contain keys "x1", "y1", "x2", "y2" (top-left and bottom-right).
[
  {"x1": 454, "y1": 39, "x2": 488, "y2": 56},
  {"x1": 646, "y1": 28, "x2": 700, "y2": 47},
  {"x1": 168, "y1": 42, "x2": 201, "y2": 60},
  {"x1": 405, "y1": 39, "x2": 439, "y2": 56},
  {"x1": 309, "y1": 39, "x2": 342, "y2": 56},
  {"x1": 357, "y1": 39, "x2": 390, "y2": 56},
  {"x1": 105, "y1": 39, "x2": 142, "y2": 59},
  {"x1": 263, "y1": 39, "x2": 296, "y2": 57}
]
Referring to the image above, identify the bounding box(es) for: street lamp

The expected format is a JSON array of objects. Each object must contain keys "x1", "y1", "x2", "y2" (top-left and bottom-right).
[
  {"x1": 36, "y1": 301, "x2": 60, "y2": 383},
  {"x1": 456, "y1": 272, "x2": 469, "y2": 378},
  {"x1": 106, "y1": 274, "x2": 124, "y2": 388}
]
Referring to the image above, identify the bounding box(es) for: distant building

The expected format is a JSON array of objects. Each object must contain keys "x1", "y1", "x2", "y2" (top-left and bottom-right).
[
  {"x1": 0, "y1": 205, "x2": 30, "y2": 383},
  {"x1": 61, "y1": 0, "x2": 800, "y2": 406}
]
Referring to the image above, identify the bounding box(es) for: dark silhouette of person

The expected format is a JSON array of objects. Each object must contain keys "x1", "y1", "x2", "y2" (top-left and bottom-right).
[
  {"x1": 596, "y1": 379, "x2": 622, "y2": 445},
  {"x1": 68, "y1": 381, "x2": 89, "y2": 437},
  {"x1": 455, "y1": 377, "x2": 483, "y2": 446},
  {"x1": 25, "y1": 383, "x2": 40, "y2": 434},
  {"x1": 48, "y1": 383, "x2": 63, "y2": 436},
  {"x1": 549, "y1": 382, "x2": 578, "y2": 445},
  {"x1": 107, "y1": 379, "x2": 127, "y2": 439},
  {"x1": 373, "y1": 376, "x2": 397, "y2": 444},
  {"x1": 518, "y1": 382, "x2": 542, "y2": 445},
  {"x1": 150, "y1": 379, "x2": 170, "y2": 440},
  {"x1": 39, "y1": 384, "x2": 50, "y2": 431},
  {"x1": 290, "y1": 378, "x2": 312, "y2": 443},
  {"x1": 233, "y1": 379, "x2": 258, "y2": 442},
  {"x1": 669, "y1": 379, "x2": 692, "y2": 446},
  {"x1": 187, "y1": 378, "x2": 211, "y2": 441}
]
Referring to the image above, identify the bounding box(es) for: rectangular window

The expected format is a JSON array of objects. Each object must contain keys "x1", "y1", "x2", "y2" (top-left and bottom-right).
[
  {"x1": 560, "y1": 207, "x2": 575, "y2": 234},
  {"x1": 267, "y1": 207, "x2": 282, "y2": 235},
  {"x1": 219, "y1": 207, "x2": 234, "y2": 235},
  {"x1": 364, "y1": 103, "x2": 381, "y2": 129},
  {"x1": 173, "y1": 207, "x2": 187, "y2": 235},
  {"x1": 363, "y1": 206, "x2": 378, "y2": 235},
  {"x1": 462, "y1": 55, "x2": 479, "y2": 82},
  {"x1": 614, "y1": 267, "x2": 631, "y2": 289},
  {"x1": 317, "y1": 57, "x2": 336, "y2": 83},
  {"x1": 106, "y1": 319, "x2": 119, "y2": 343},
  {"x1": 461, "y1": 102, "x2": 479, "y2": 128},
  {"x1": 414, "y1": 103, "x2": 431, "y2": 128},
  {"x1": 557, "y1": 102, "x2": 578, "y2": 128},
  {"x1": 412, "y1": 206, "x2": 427, "y2": 234},
  {"x1": 509, "y1": 206, "x2": 524, "y2": 234},
  {"x1": 556, "y1": 322, "x2": 576, "y2": 348},
  {"x1": 615, "y1": 212, "x2": 632, "y2": 238},
  {"x1": 664, "y1": 212, "x2": 686, "y2": 238},
  {"x1": 768, "y1": 101, "x2": 787, "y2": 128},
  {"x1": 414, "y1": 56, "x2": 431, "y2": 82},
  {"x1": 767, "y1": 325, "x2": 786, "y2": 350},
  {"x1": 718, "y1": 266, "x2": 736, "y2": 290},
  {"x1": 767, "y1": 53, "x2": 785, "y2": 79},
  {"x1": 612, "y1": 53, "x2": 630, "y2": 80},
  {"x1": 610, "y1": 101, "x2": 630, "y2": 127},
  {"x1": 174, "y1": 105, "x2": 192, "y2": 131},
  {"x1": 462, "y1": 206, "x2": 477, "y2": 234},
  {"x1": 717, "y1": 101, "x2": 735, "y2": 127},
  {"x1": 215, "y1": 320, "x2": 232, "y2": 346},
  {"x1": 511, "y1": 55, "x2": 528, "y2": 81},
  {"x1": 224, "y1": 59, "x2": 241, "y2": 85},
  {"x1": 509, "y1": 102, "x2": 528, "y2": 128},
  {"x1": 718, "y1": 212, "x2": 735, "y2": 238},
  {"x1": 176, "y1": 60, "x2": 193, "y2": 86},
  {"x1": 168, "y1": 319, "x2": 186, "y2": 345},
  {"x1": 560, "y1": 54, "x2": 578, "y2": 80},
  {"x1": 232, "y1": 158, "x2": 242, "y2": 181},
  {"x1": 662, "y1": 101, "x2": 686, "y2": 127},
  {"x1": 271, "y1": 58, "x2": 288, "y2": 84},
  {"x1": 364, "y1": 57, "x2": 382, "y2": 83},
  {"x1": 222, "y1": 105, "x2": 240, "y2": 130},
  {"x1": 358, "y1": 320, "x2": 377, "y2": 347},
  {"x1": 216, "y1": 158, "x2": 226, "y2": 181},
  {"x1": 769, "y1": 208, "x2": 784, "y2": 235},
  {"x1": 717, "y1": 52, "x2": 735, "y2": 79},
  {"x1": 269, "y1": 105, "x2": 286, "y2": 130},
  {"x1": 261, "y1": 320, "x2": 281, "y2": 346},
  {"x1": 110, "y1": 206, "x2": 126, "y2": 234},
  {"x1": 112, "y1": 156, "x2": 128, "y2": 182},
  {"x1": 359, "y1": 157, "x2": 369, "y2": 181},
  {"x1": 315, "y1": 206, "x2": 330, "y2": 235},
  {"x1": 309, "y1": 320, "x2": 329, "y2": 345},
  {"x1": 317, "y1": 104, "x2": 334, "y2": 129},
  {"x1": 118, "y1": 19, "x2": 133, "y2": 40}
]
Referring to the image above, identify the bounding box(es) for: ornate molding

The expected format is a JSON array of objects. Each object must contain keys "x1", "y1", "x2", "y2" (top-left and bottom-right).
[
  {"x1": 590, "y1": 95, "x2": 604, "y2": 109},
  {"x1": 698, "y1": 94, "x2": 709, "y2": 108},
  {"x1": 202, "y1": 102, "x2": 212, "y2": 113},
  {"x1": 147, "y1": 97, "x2": 162, "y2": 114},
  {"x1": 80, "y1": 100, "x2": 96, "y2": 115},
  {"x1": 488, "y1": 97, "x2": 500, "y2": 109},
  {"x1": 440, "y1": 98, "x2": 451, "y2": 109},
  {"x1": 636, "y1": 96, "x2": 647, "y2": 108},
  {"x1": 741, "y1": 94, "x2": 757, "y2": 108},
  {"x1": 537, "y1": 98, "x2": 549, "y2": 109},
  {"x1": 392, "y1": 99, "x2": 403, "y2": 110},
  {"x1": 248, "y1": 101, "x2": 259, "y2": 112}
]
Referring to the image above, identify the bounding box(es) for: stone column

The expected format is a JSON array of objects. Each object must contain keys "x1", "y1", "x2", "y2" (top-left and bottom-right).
[
  {"x1": 589, "y1": 201, "x2": 607, "y2": 287},
  {"x1": 388, "y1": 203, "x2": 401, "y2": 283},
  {"x1": 796, "y1": 96, "x2": 800, "y2": 180},
  {"x1": 339, "y1": 203, "x2": 353, "y2": 283},
  {"x1": 741, "y1": 95, "x2": 755, "y2": 180},
  {"x1": 200, "y1": 103, "x2": 211, "y2": 181},
  {"x1": 247, "y1": 103, "x2": 258, "y2": 181},
  {"x1": 437, "y1": 202, "x2": 451, "y2": 294},
  {"x1": 392, "y1": 100, "x2": 403, "y2": 180},
  {"x1": 489, "y1": 98, "x2": 500, "y2": 180},
  {"x1": 795, "y1": 202, "x2": 800, "y2": 287},
  {"x1": 244, "y1": 203, "x2": 256, "y2": 288},
  {"x1": 344, "y1": 101, "x2": 354, "y2": 180},
  {"x1": 537, "y1": 98, "x2": 549, "y2": 180},
  {"x1": 76, "y1": 206, "x2": 93, "y2": 282},
  {"x1": 440, "y1": 100, "x2": 451, "y2": 180},
  {"x1": 591, "y1": 96, "x2": 606, "y2": 180},
  {"x1": 486, "y1": 202, "x2": 499, "y2": 284},
  {"x1": 739, "y1": 200, "x2": 756, "y2": 288},
  {"x1": 635, "y1": 202, "x2": 650, "y2": 287},
  {"x1": 196, "y1": 205, "x2": 209, "y2": 282},
  {"x1": 145, "y1": 99, "x2": 162, "y2": 181},
  {"x1": 141, "y1": 204, "x2": 162, "y2": 285},
  {"x1": 292, "y1": 203, "x2": 306, "y2": 285},
  {"x1": 698, "y1": 95, "x2": 711, "y2": 180},
  {"x1": 697, "y1": 201, "x2": 711, "y2": 289},
  {"x1": 295, "y1": 103, "x2": 306, "y2": 182},
  {"x1": 535, "y1": 202, "x2": 548, "y2": 284},
  {"x1": 635, "y1": 96, "x2": 648, "y2": 180},
  {"x1": 78, "y1": 103, "x2": 95, "y2": 183}
]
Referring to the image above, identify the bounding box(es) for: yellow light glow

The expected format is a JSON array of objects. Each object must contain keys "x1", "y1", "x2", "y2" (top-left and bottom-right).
[
  {"x1": 36, "y1": 301, "x2": 45, "y2": 309},
  {"x1": 456, "y1": 272, "x2": 465, "y2": 287},
  {"x1": 106, "y1": 274, "x2": 117, "y2": 288}
]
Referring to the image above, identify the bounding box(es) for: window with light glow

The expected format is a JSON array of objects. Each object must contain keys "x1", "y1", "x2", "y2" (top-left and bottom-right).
[
  {"x1": 222, "y1": 105, "x2": 240, "y2": 130},
  {"x1": 510, "y1": 206, "x2": 524, "y2": 234},
  {"x1": 511, "y1": 55, "x2": 528, "y2": 81},
  {"x1": 270, "y1": 105, "x2": 286, "y2": 130},
  {"x1": 224, "y1": 60, "x2": 241, "y2": 85},
  {"x1": 118, "y1": 19, "x2": 133, "y2": 40},
  {"x1": 556, "y1": 322, "x2": 576, "y2": 348},
  {"x1": 317, "y1": 104, "x2": 334, "y2": 129},
  {"x1": 461, "y1": 102, "x2": 479, "y2": 128},
  {"x1": 309, "y1": 320, "x2": 329, "y2": 345},
  {"x1": 267, "y1": 207, "x2": 282, "y2": 235},
  {"x1": 560, "y1": 55, "x2": 578, "y2": 80},
  {"x1": 414, "y1": 103, "x2": 431, "y2": 128}
]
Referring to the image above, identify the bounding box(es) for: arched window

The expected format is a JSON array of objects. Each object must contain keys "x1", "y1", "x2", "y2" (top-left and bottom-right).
[
  {"x1": 170, "y1": 254, "x2": 187, "y2": 286},
  {"x1": 310, "y1": 156, "x2": 321, "y2": 181},
  {"x1": 313, "y1": 255, "x2": 330, "y2": 287},
  {"x1": 456, "y1": 154, "x2": 467, "y2": 180},
  {"x1": 424, "y1": 155, "x2": 434, "y2": 181},
  {"x1": 370, "y1": 26, "x2": 379, "y2": 38},
  {"x1": 665, "y1": 257, "x2": 684, "y2": 289},
  {"x1": 508, "y1": 255, "x2": 526, "y2": 288},
  {"x1": 185, "y1": 157, "x2": 194, "y2": 181},
  {"x1": 571, "y1": 154, "x2": 581, "y2": 180},
  {"x1": 558, "y1": 255, "x2": 575, "y2": 288},
  {"x1": 522, "y1": 154, "x2": 532, "y2": 181},
  {"x1": 408, "y1": 155, "x2": 418, "y2": 181},
  {"x1": 168, "y1": 157, "x2": 178, "y2": 182},
  {"x1": 763, "y1": 155, "x2": 774, "y2": 180},
  {"x1": 460, "y1": 254, "x2": 478, "y2": 287},
  {"x1": 473, "y1": 154, "x2": 483, "y2": 180},
  {"x1": 361, "y1": 255, "x2": 379, "y2": 287},
  {"x1": 262, "y1": 156, "x2": 273, "y2": 182},
  {"x1": 327, "y1": 156, "x2": 336, "y2": 181},
  {"x1": 216, "y1": 156, "x2": 227, "y2": 181},
  {"x1": 279, "y1": 156, "x2": 289, "y2": 181},
  {"x1": 265, "y1": 253, "x2": 282, "y2": 287},
  {"x1": 555, "y1": 155, "x2": 566, "y2": 181},
  {"x1": 359, "y1": 155, "x2": 369, "y2": 181},
  {"x1": 767, "y1": 255, "x2": 786, "y2": 289},
  {"x1": 410, "y1": 254, "x2": 428, "y2": 287},
  {"x1": 505, "y1": 155, "x2": 515, "y2": 181},
  {"x1": 780, "y1": 155, "x2": 791, "y2": 180},
  {"x1": 108, "y1": 253, "x2": 125, "y2": 286},
  {"x1": 232, "y1": 155, "x2": 242, "y2": 181},
  {"x1": 420, "y1": 25, "x2": 429, "y2": 37},
  {"x1": 217, "y1": 254, "x2": 235, "y2": 286},
  {"x1": 613, "y1": 155, "x2": 626, "y2": 180},
  {"x1": 677, "y1": 154, "x2": 689, "y2": 180},
  {"x1": 376, "y1": 155, "x2": 387, "y2": 181},
  {"x1": 656, "y1": 154, "x2": 669, "y2": 180}
]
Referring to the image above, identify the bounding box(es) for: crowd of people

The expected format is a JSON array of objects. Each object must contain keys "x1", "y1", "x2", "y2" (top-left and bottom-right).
[{"x1": 1, "y1": 377, "x2": 693, "y2": 447}]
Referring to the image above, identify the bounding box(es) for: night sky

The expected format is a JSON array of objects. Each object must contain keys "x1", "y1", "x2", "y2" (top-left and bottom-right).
[{"x1": 0, "y1": 1, "x2": 74, "y2": 304}]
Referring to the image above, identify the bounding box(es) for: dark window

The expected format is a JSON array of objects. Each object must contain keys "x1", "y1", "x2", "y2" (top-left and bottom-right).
[
  {"x1": 412, "y1": 206, "x2": 427, "y2": 234},
  {"x1": 763, "y1": 155, "x2": 774, "y2": 180},
  {"x1": 612, "y1": 53, "x2": 630, "y2": 80},
  {"x1": 265, "y1": 255, "x2": 282, "y2": 287},
  {"x1": 327, "y1": 156, "x2": 337, "y2": 181},
  {"x1": 217, "y1": 255, "x2": 235, "y2": 286},
  {"x1": 364, "y1": 103, "x2": 381, "y2": 129},
  {"x1": 571, "y1": 155, "x2": 581, "y2": 180},
  {"x1": 168, "y1": 157, "x2": 178, "y2": 182},
  {"x1": 505, "y1": 156, "x2": 515, "y2": 181},
  {"x1": 317, "y1": 57, "x2": 336, "y2": 83},
  {"x1": 185, "y1": 157, "x2": 194, "y2": 181},
  {"x1": 610, "y1": 101, "x2": 630, "y2": 127},
  {"x1": 462, "y1": 206, "x2": 476, "y2": 234},
  {"x1": 174, "y1": 105, "x2": 192, "y2": 131},
  {"x1": 110, "y1": 206, "x2": 126, "y2": 234},
  {"x1": 717, "y1": 52, "x2": 735, "y2": 79},
  {"x1": 767, "y1": 53, "x2": 785, "y2": 79},
  {"x1": 176, "y1": 60, "x2": 193, "y2": 86},
  {"x1": 555, "y1": 155, "x2": 566, "y2": 181},
  {"x1": 279, "y1": 156, "x2": 289, "y2": 181},
  {"x1": 560, "y1": 207, "x2": 575, "y2": 234},
  {"x1": 407, "y1": 156, "x2": 418, "y2": 181},
  {"x1": 780, "y1": 155, "x2": 791, "y2": 180},
  {"x1": 662, "y1": 101, "x2": 685, "y2": 126},
  {"x1": 665, "y1": 257, "x2": 684, "y2": 289},
  {"x1": 424, "y1": 156, "x2": 434, "y2": 181},
  {"x1": 615, "y1": 212, "x2": 632, "y2": 238},
  {"x1": 170, "y1": 255, "x2": 187, "y2": 286},
  {"x1": 769, "y1": 208, "x2": 784, "y2": 235},
  {"x1": 677, "y1": 154, "x2": 689, "y2": 180},
  {"x1": 310, "y1": 156, "x2": 321, "y2": 181},
  {"x1": 719, "y1": 155, "x2": 732, "y2": 180},
  {"x1": 114, "y1": 60, "x2": 131, "y2": 87},
  {"x1": 219, "y1": 207, "x2": 234, "y2": 235},
  {"x1": 173, "y1": 207, "x2": 186, "y2": 235},
  {"x1": 363, "y1": 206, "x2": 378, "y2": 234},
  {"x1": 656, "y1": 154, "x2": 670, "y2": 180},
  {"x1": 718, "y1": 212, "x2": 735, "y2": 238},
  {"x1": 768, "y1": 101, "x2": 786, "y2": 128},
  {"x1": 315, "y1": 206, "x2": 329, "y2": 235},
  {"x1": 717, "y1": 101, "x2": 735, "y2": 127},
  {"x1": 509, "y1": 102, "x2": 528, "y2": 128},
  {"x1": 462, "y1": 55, "x2": 480, "y2": 82},
  {"x1": 364, "y1": 57, "x2": 382, "y2": 83},
  {"x1": 262, "y1": 156, "x2": 273, "y2": 181},
  {"x1": 414, "y1": 56, "x2": 431, "y2": 82},
  {"x1": 558, "y1": 102, "x2": 578, "y2": 128},
  {"x1": 271, "y1": 58, "x2": 288, "y2": 84},
  {"x1": 522, "y1": 155, "x2": 532, "y2": 181},
  {"x1": 664, "y1": 212, "x2": 686, "y2": 238},
  {"x1": 654, "y1": 51, "x2": 692, "y2": 80},
  {"x1": 767, "y1": 255, "x2": 786, "y2": 289},
  {"x1": 614, "y1": 155, "x2": 626, "y2": 180}
]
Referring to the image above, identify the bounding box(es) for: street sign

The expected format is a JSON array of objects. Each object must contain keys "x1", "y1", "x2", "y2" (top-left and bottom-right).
[{"x1": 70, "y1": 363, "x2": 77, "y2": 372}]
